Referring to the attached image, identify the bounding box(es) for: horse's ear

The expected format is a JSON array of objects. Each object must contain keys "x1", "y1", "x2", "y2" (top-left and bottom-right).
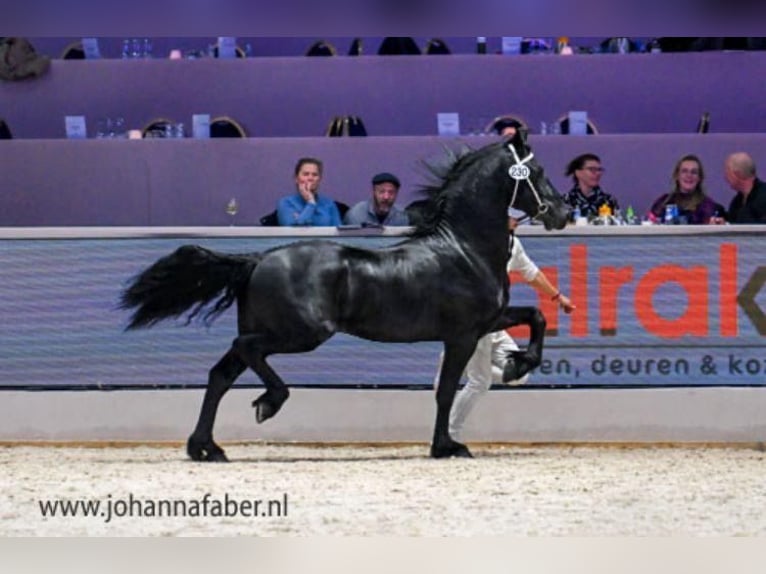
[
  {"x1": 507, "y1": 126, "x2": 528, "y2": 151},
  {"x1": 518, "y1": 125, "x2": 530, "y2": 144}
]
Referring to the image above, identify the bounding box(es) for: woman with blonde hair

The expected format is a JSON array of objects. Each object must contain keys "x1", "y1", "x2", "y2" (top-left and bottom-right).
[{"x1": 648, "y1": 154, "x2": 725, "y2": 224}]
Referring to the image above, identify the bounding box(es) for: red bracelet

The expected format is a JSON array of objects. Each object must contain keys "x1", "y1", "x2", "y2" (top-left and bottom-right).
[{"x1": 551, "y1": 292, "x2": 561, "y2": 301}]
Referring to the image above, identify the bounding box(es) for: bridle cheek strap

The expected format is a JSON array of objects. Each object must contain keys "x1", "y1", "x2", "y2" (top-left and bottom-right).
[{"x1": 507, "y1": 143, "x2": 549, "y2": 221}]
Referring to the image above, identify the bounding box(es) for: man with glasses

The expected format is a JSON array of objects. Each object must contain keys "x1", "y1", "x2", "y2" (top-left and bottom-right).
[{"x1": 562, "y1": 153, "x2": 619, "y2": 219}]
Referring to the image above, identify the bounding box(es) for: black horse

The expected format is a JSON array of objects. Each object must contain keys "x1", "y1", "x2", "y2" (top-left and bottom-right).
[{"x1": 120, "y1": 133, "x2": 569, "y2": 461}]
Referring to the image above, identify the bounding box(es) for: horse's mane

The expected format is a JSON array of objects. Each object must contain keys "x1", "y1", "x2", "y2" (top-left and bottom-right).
[{"x1": 408, "y1": 141, "x2": 506, "y2": 237}]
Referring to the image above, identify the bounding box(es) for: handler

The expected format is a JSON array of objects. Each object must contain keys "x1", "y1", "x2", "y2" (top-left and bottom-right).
[{"x1": 435, "y1": 211, "x2": 576, "y2": 440}]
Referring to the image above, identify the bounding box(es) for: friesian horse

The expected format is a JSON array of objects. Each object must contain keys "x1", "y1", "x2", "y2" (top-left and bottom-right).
[{"x1": 120, "y1": 132, "x2": 569, "y2": 461}]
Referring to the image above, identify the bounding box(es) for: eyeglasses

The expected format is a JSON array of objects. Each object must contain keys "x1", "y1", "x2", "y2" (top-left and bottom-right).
[
  {"x1": 679, "y1": 168, "x2": 700, "y2": 176},
  {"x1": 582, "y1": 166, "x2": 605, "y2": 174}
]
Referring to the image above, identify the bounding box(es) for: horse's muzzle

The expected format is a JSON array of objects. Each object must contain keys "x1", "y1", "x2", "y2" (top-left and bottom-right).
[{"x1": 541, "y1": 203, "x2": 570, "y2": 230}]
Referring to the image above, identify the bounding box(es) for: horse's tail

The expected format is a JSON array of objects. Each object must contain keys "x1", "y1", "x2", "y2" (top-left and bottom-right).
[{"x1": 120, "y1": 245, "x2": 259, "y2": 330}]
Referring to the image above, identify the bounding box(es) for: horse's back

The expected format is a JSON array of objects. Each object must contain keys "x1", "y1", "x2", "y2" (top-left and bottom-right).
[
  {"x1": 240, "y1": 238, "x2": 503, "y2": 343},
  {"x1": 238, "y1": 240, "x2": 348, "y2": 332}
]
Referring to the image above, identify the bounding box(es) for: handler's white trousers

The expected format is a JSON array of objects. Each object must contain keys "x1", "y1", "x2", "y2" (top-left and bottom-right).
[{"x1": 434, "y1": 330, "x2": 529, "y2": 440}]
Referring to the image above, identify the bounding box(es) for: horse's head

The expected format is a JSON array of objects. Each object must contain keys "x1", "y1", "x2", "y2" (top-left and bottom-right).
[
  {"x1": 409, "y1": 136, "x2": 570, "y2": 237},
  {"x1": 503, "y1": 131, "x2": 570, "y2": 230}
]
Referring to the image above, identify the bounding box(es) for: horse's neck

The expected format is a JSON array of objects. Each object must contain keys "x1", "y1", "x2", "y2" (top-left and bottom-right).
[{"x1": 439, "y1": 191, "x2": 510, "y2": 277}]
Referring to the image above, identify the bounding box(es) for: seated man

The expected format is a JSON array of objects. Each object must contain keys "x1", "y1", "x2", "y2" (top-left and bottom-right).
[
  {"x1": 720, "y1": 152, "x2": 766, "y2": 224},
  {"x1": 344, "y1": 172, "x2": 409, "y2": 226}
]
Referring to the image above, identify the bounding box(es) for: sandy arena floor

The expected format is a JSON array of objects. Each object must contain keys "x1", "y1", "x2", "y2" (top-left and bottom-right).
[{"x1": 1, "y1": 443, "x2": 764, "y2": 536}]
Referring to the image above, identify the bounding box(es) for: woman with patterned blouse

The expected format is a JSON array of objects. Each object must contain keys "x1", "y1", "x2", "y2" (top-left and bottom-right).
[{"x1": 562, "y1": 153, "x2": 620, "y2": 219}]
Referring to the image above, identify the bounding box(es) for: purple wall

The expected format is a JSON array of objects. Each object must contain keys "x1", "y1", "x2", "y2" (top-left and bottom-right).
[
  {"x1": 1, "y1": 52, "x2": 763, "y2": 140},
  {"x1": 2, "y1": 134, "x2": 764, "y2": 226}
]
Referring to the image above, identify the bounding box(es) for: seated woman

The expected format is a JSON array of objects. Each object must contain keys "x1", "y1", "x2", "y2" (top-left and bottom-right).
[
  {"x1": 277, "y1": 157, "x2": 342, "y2": 226},
  {"x1": 648, "y1": 154, "x2": 725, "y2": 224},
  {"x1": 562, "y1": 153, "x2": 619, "y2": 219}
]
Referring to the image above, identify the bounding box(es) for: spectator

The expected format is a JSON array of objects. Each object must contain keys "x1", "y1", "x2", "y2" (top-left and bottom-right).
[
  {"x1": 562, "y1": 153, "x2": 619, "y2": 218},
  {"x1": 344, "y1": 172, "x2": 409, "y2": 226},
  {"x1": 648, "y1": 154, "x2": 726, "y2": 224},
  {"x1": 721, "y1": 152, "x2": 766, "y2": 224},
  {"x1": 276, "y1": 157, "x2": 342, "y2": 226}
]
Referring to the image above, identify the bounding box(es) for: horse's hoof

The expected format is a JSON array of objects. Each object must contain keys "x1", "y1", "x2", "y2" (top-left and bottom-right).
[
  {"x1": 430, "y1": 442, "x2": 473, "y2": 459},
  {"x1": 252, "y1": 390, "x2": 288, "y2": 424},
  {"x1": 502, "y1": 355, "x2": 520, "y2": 383},
  {"x1": 186, "y1": 437, "x2": 204, "y2": 461},
  {"x1": 253, "y1": 398, "x2": 274, "y2": 424},
  {"x1": 506, "y1": 350, "x2": 535, "y2": 380},
  {"x1": 187, "y1": 437, "x2": 228, "y2": 462},
  {"x1": 204, "y1": 450, "x2": 229, "y2": 463}
]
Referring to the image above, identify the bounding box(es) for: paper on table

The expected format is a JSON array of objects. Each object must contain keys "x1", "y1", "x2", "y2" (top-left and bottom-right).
[
  {"x1": 64, "y1": 116, "x2": 87, "y2": 139},
  {"x1": 192, "y1": 114, "x2": 211, "y2": 139},
  {"x1": 568, "y1": 111, "x2": 589, "y2": 135},
  {"x1": 437, "y1": 112, "x2": 461, "y2": 136},
  {"x1": 81, "y1": 38, "x2": 101, "y2": 60}
]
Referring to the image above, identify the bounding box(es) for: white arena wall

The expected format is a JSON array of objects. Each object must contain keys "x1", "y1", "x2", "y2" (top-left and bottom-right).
[{"x1": 1, "y1": 387, "x2": 766, "y2": 444}]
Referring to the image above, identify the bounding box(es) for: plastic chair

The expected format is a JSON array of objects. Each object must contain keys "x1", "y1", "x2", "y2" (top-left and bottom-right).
[
  {"x1": 210, "y1": 116, "x2": 247, "y2": 138},
  {"x1": 141, "y1": 117, "x2": 175, "y2": 138},
  {"x1": 334, "y1": 201, "x2": 350, "y2": 220},
  {"x1": 486, "y1": 114, "x2": 528, "y2": 135},
  {"x1": 425, "y1": 38, "x2": 451, "y2": 55},
  {"x1": 305, "y1": 40, "x2": 337, "y2": 57},
  {"x1": 556, "y1": 115, "x2": 599, "y2": 135},
  {"x1": 212, "y1": 45, "x2": 246, "y2": 58},
  {"x1": 378, "y1": 37, "x2": 420, "y2": 55},
  {"x1": 60, "y1": 41, "x2": 85, "y2": 60},
  {"x1": 260, "y1": 210, "x2": 279, "y2": 226},
  {"x1": 0, "y1": 117, "x2": 12, "y2": 139}
]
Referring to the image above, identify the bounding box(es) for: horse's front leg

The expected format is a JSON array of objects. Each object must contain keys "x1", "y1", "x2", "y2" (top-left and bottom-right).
[
  {"x1": 489, "y1": 306, "x2": 546, "y2": 382},
  {"x1": 431, "y1": 338, "x2": 478, "y2": 459}
]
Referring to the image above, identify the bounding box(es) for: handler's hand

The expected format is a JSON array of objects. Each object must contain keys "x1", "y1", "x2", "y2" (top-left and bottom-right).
[{"x1": 558, "y1": 294, "x2": 576, "y2": 314}]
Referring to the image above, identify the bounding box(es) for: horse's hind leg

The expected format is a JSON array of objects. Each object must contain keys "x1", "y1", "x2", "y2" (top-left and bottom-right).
[
  {"x1": 233, "y1": 332, "x2": 328, "y2": 424},
  {"x1": 187, "y1": 349, "x2": 246, "y2": 463},
  {"x1": 250, "y1": 359, "x2": 290, "y2": 423}
]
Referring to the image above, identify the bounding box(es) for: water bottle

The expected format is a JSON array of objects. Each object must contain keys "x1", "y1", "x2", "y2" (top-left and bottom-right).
[
  {"x1": 616, "y1": 37, "x2": 630, "y2": 54},
  {"x1": 121, "y1": 39, "x2": 131, "y2": 59},
  {"x1": 142, "y1": 38, "x2": 153, "y2": 59},
  {"x1": 476, "y1": 37, "x2": 487, "y2": 54},
  {"x1": 571, "y1": 206, "x2": 580, "y2": 223},
  {"x1": 665, "y1": 204, "x2": 677, "y2": 224},
  {"x1": 625, "y1": 205, "x2": 636, "y2": 225}
]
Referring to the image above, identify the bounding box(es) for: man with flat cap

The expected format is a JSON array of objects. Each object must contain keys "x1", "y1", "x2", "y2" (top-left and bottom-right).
[{"x1": 344, "y1": 172, "x2": 410, "y2": 226}]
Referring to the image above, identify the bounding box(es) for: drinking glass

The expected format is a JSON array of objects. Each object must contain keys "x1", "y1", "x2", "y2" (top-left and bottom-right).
[{"x1": 225, "y1": 198, "x2": 239, "y2": 226}]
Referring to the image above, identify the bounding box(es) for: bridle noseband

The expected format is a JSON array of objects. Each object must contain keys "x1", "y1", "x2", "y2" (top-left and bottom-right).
[{"x1": 507, "y1": 142, "x2": 549, "y2": 223}]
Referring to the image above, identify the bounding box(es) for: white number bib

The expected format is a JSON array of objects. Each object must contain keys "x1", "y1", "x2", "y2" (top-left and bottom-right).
[{"x1": 508, "y1": 164, "x2": 530, "y2": 180}]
